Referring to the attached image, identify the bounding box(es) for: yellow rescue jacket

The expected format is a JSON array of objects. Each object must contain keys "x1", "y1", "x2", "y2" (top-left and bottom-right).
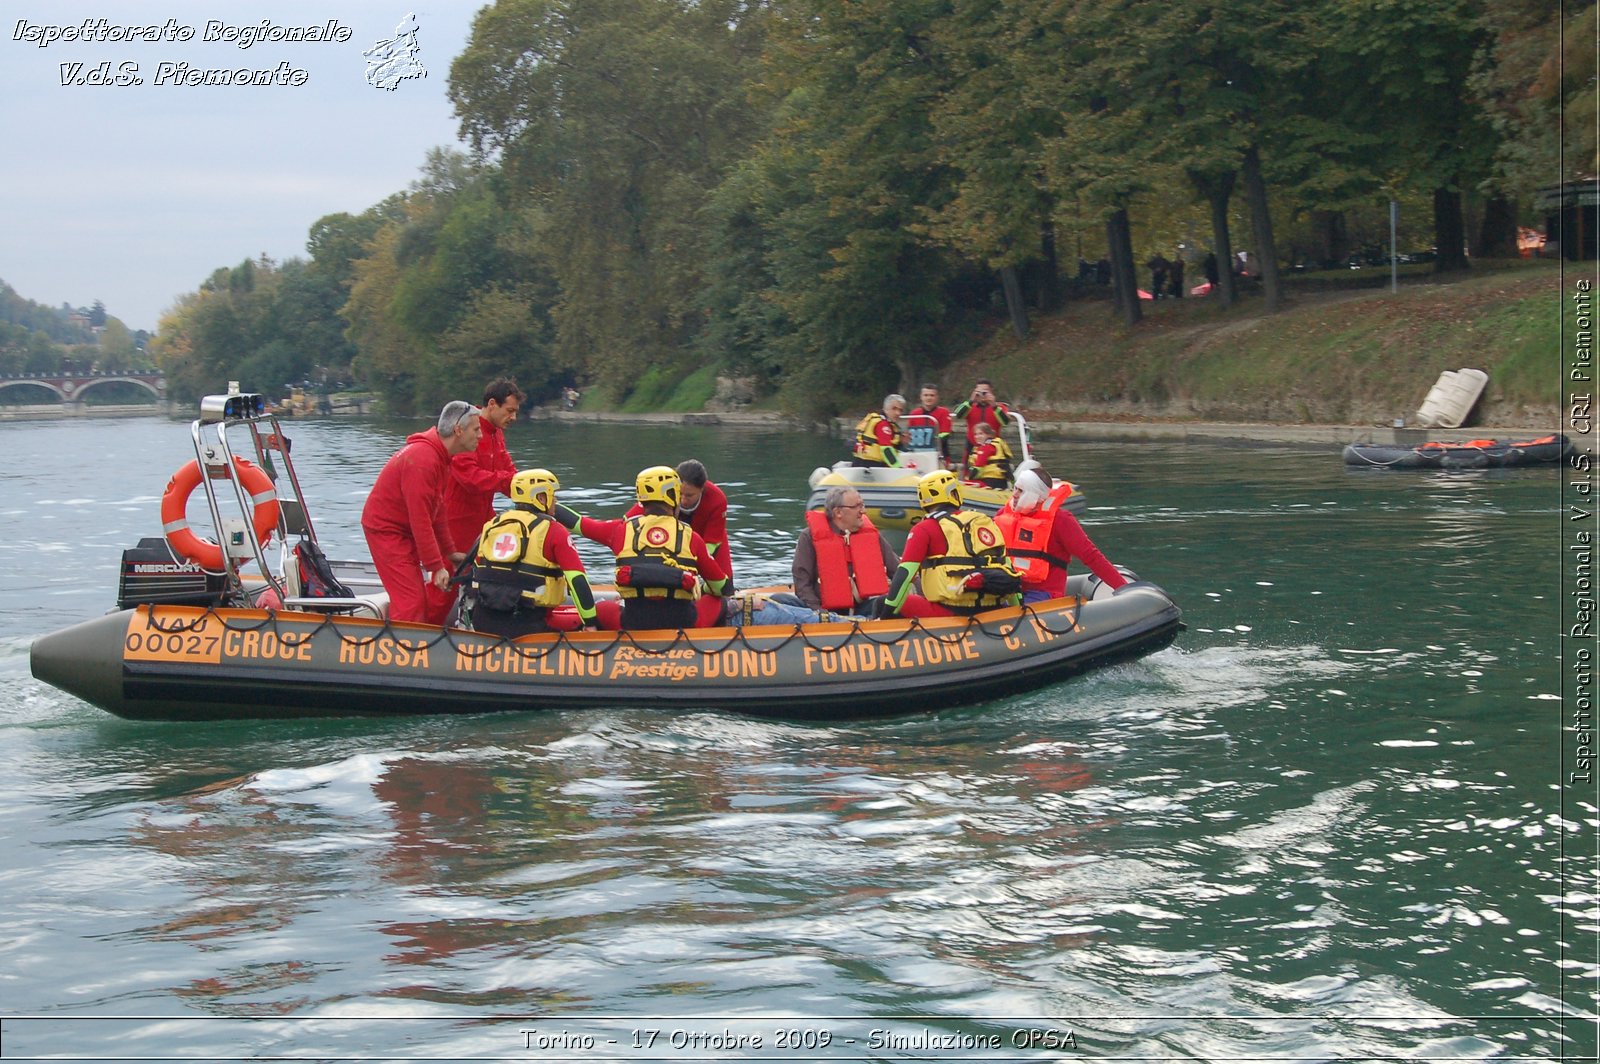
[
  {"x1": 968, "y1": 437, "x2": 1014, "y2": 484},
  {"x1": 853, "y1": 411, "x2": 903, "y2": 465},
  {"x1": 473, "y1": 510, "x2": 566, "y2": 609},
  {"x1": 919, "y1": 510, "x2": 1024, "y2": 609},
  {"x1": 617, "y1": 513, "x2": 699, "y2": 600}
]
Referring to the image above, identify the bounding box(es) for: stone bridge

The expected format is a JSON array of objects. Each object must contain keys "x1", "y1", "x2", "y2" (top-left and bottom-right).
[{"x1": 0, "y1": 371, "x2": 166, "y2": 404}]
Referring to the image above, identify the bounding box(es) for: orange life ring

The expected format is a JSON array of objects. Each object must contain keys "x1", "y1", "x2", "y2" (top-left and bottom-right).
[{"x1": 161, "y1": 458, "x2": 279, "y2": 570}]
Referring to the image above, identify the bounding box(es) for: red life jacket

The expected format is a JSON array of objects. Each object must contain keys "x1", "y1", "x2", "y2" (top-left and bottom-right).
[
  {"x1": 805, "y1": 509, "x2": 890, "y2": 610},
  {"x1": 993, "y1": 483, "x2": 1075, "y2": 589}
]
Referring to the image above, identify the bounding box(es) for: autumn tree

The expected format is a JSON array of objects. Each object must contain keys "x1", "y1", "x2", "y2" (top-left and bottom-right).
[{"x1": 448, "y1": 0, "x2": 766, "y2": 399}]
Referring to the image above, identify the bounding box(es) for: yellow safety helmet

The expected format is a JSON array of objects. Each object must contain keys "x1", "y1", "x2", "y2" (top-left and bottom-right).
[
  {"x1": 635, "y1": 465, "x2": 681, "y2": 508},
  {"x1": 510, "y1": 468, "x2": 560, "y2": 512},
  {"x1": 917, "y1": 469, "x2": 963, "y2": 511}
]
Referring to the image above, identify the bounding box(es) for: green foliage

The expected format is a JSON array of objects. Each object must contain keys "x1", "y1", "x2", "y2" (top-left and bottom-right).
[
  {"x1": 449, "y1": 0, "x2": 766, "y2": 396},
  {"x1": 143, "y1": 0, "x2": 1566, "y2": 417},
  {"x1": 150, "y1": 256, "x2": 358, "y2": 403},
  {"x1": 615, "y1": 363, "x2": 720, "y2": 412},
  {"x1": 0, "y1": 281, "x2": 98, "y2": 357}
]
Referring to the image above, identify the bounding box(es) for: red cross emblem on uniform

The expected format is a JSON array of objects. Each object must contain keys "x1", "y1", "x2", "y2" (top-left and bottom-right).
[
  {"x1": 976, "y1": 527, "x2": 997, "y2": 547},
  {"x1": 645, "y1": 526, "x2": 670, "y2": 547},
  {"x1": 491, "y1": 532, "x2": 519, "y2": 560}
]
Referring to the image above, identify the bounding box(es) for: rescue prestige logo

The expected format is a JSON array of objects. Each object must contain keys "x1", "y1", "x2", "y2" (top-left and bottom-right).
[{"x1": 14, "y1": 17, "x2": 353, "y2": 87}]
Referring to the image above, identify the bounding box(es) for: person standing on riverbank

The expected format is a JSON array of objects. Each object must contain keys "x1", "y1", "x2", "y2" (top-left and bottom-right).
[
  {"x1": 1146, "y1": 253, "x2": 1169, "y2": 299},
  {"x1": 445, "y1": 378, "x2": 523, "y2": 554},
  {"x1": 362, "y1": 401, "x2": 482, "y2": 625}
]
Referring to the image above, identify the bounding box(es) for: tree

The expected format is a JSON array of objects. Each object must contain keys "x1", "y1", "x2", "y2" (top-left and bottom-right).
[
  {"x1": 343, "y1": 222, "x2": 425, "y2": 412},
  {"x1": 449, "y1": 0, "x2": 766, "y2": 398},
  {"x1": 1320, "y1": 0, "x2": 1502, "y2": 273},
  {"x1": 97, "y1": 318, "x2": 137, "y2": 370},
  {"x1": 150, "y1": 256, "x2": 351, "y2": 402},
  {"x1": 1470, "y1": 0, "x2": 1593, "y2": 258}
]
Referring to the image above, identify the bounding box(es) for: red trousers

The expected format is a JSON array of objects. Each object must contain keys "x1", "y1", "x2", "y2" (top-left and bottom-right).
[
  {"x1": 365, "y1": 528, "x2": 456, "y2": 626},
  {"x1": 897, "y1": 594, "x2": 959, "y2": 618}
]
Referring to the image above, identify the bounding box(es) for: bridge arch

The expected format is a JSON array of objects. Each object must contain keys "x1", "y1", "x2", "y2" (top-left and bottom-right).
[
  {"x1": 0, "y1": 378, "x2": 67, "y2": 401},
  {"x1": 69, "y1": 376, "x2": 165, "y2": 402}
]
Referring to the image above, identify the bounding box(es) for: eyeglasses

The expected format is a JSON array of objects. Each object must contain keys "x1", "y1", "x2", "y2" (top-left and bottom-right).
[{"x1": 835, "y1": 503, "x2": 866, "y2": 511}]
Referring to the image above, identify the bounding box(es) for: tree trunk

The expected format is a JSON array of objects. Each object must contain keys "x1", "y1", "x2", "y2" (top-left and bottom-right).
[
  {"x1": 1433, "y1": 186, "x2": 1470, "y2": 272},
  {"x1": 1474, "y1": 193, "x2": 1518, "y2": 258},
  {"x1": 1312, "y1": 209, "x2": 1350, "y2": 268},
  {"x1": 1000, "y1": 265, "x2": 1029, "y2": 339},
  {"x1": 1191, "y1": 168, "x2": 1238, "y2": 307},
  {"x1": 1038, "y1": 216, "x2": 1063, "y2": 312},
  {"x1": 895, "y1": 354, "x2": 917, "y2": 398},
  {"x1": 1106, "y1": 209, "x2": 1141, "y2": 326},
  {"x1": 1240, "y1": 144, "x2": 1282, "y2": 313}
]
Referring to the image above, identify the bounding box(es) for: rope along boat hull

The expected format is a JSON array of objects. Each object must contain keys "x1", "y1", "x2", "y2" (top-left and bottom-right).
[
  {"x1": 30, "y1": 585, "x2": 1181, "y2": 723},
  {"x1": 1342, "y1": 433, "x2": 1572, "y2": 469}
]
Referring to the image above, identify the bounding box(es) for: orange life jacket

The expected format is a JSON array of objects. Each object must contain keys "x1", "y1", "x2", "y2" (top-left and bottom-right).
[
  {"x1": 993, "y1": 483, "x2": 1075, "y2": 590},
  {"x1": 805, "y1": 509, "x2": 890, "y2": 610}
]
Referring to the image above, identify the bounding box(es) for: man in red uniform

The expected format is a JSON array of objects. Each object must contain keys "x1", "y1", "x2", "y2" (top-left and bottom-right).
[
  {"x1": 467, "y1": 468, "x2": 597, "y2": 638},
  {"x1": 572, "y1": 465, "x2": 729, "y2": 631},
  {"x1": 908, "y1": 383, "x2": 955, "y2": 469},
  {"x1": 994, "y1": 464, "x2": 1126, "y2": 602},
  {"x1": 881, "y1": 470, "x2": 1022, "y2": 618},
  {"x1": 624, "y1": 458, "x2": 735, "y2": 587},
  {"x1": 950, "y1": 378, "x2": 1012, "y2": 464},
  {"x1": 362, "y1": 401, "x2": 483, "y2": 625},
  {"x1": 444, "y1": 378, "x2": 523, "y2": 553}
]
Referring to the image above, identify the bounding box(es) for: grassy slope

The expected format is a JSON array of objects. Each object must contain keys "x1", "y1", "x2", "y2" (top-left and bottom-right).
[{"x1": 953, "y1": 259, "x2": 1565, "y2": 427}]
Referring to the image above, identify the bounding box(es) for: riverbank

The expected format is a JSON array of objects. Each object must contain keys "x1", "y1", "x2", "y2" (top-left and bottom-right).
[
  {"x1": 946, "y1": 260, "x2": 1569, "y2": 429},
  {"x1": 528, "y1": 406, "x2": 1584, "y2": 451},
  {"x1": 552, "y1": 258, "x2": 1578, "y2": 446},
  {"x1": 0, "y1": 403, "x2": 173, "y2": 420}
]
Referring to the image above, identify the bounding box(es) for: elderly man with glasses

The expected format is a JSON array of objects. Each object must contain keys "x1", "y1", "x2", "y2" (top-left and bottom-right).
[
  {"x1": 792, "y1": 487, "x2": 900, "y2": 615},
  {"x1": 361, "y1": 400, "x2": 483, "y2": 625}
]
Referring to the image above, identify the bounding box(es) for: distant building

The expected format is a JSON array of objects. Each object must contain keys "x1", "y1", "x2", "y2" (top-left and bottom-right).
[{"x1": 1536, "y1": 180, "x2": 1599, "y2": 260}]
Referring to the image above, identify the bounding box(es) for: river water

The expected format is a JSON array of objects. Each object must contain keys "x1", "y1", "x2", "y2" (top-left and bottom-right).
[{"x1": 0, "y1": 413, "x2": 1592, "y2": 1062}]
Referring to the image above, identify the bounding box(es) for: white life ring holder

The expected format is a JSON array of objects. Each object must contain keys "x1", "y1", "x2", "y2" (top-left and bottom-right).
[{"x1": 161, "y1": 457, "x2": 279, "y2": 571}]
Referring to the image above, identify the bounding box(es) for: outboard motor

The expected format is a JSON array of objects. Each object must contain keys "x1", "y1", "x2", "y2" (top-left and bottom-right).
[{"x1": 116, "y1": 537, "x2": 225, "y2": 609}]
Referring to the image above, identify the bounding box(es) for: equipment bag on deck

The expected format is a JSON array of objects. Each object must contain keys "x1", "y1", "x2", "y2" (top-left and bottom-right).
[{"x1": 295, "y1": 538, "x2": 354, "y2": 598}]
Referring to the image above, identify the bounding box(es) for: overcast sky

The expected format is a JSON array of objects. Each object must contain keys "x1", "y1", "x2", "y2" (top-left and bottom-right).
[{"x1": 1, "y1": 3, "x2": 480, "y2": 333}]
